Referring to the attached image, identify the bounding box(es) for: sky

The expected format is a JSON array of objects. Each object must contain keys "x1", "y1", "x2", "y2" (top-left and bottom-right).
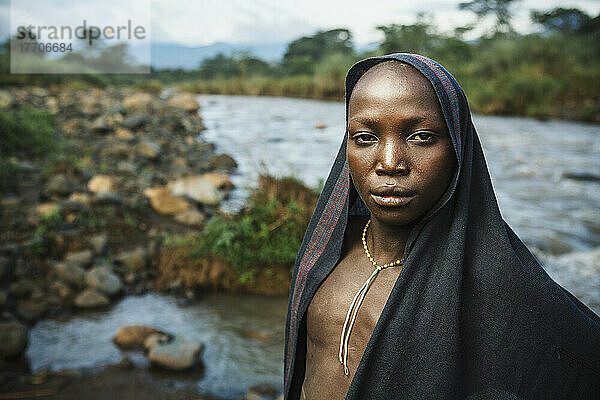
[{"x1": 1, "y1": 0, "x2": 599, "y2": 47}]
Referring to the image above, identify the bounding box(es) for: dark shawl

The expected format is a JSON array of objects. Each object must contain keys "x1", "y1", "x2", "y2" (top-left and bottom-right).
[{"x1": 283, "y1": 53, "x2": 600, "y2": 399}]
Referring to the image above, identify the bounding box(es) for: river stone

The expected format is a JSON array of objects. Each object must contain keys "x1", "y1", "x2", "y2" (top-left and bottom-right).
[
  {"x1": 174, "y1": 208, "x2": 205, "y2": 226},
  {"x1": 115, "y1": 127, "x2": 135, "y2": 141},
  {"x1": 88, "y1": 175, "x2": 115, "y2": 194},
  {"x1": 143, "y1": 187, "x2": 192, "y2": 215},
  {"x1": 64, "y1": 249, "x2": 94, "y2": 269},
  {"x1": 138, "y1": 139, "x2": 161, "y2": 160},
  {"x1": 115, "y1": 247, "x2": 147, "y2": 271},
  {"x1": 167, "y1": 93, "x2": 200, "y2": 113},
  {"x1": 89, "y1": 233, "x2": 108, "y2": 255},
  {"x1": 147, "y1": 335, "x2": 204, "y2": 371},
  {"x1": 45, "y1": 174, "x2": 77, "y2": 197},
  {"x1": 0, "y1": 90, "x2": 14, "y2": 108},
  {"x1": 209, "y1": 154, "x2": 238, "y2": 172},
  {"x1": 167, "y1": 175, "x2": 223, "y2": 206},
  {"x1": 74, "y1": 289, "x2": 110, "y2": 308},
  {"x1": 122, "y1": 113, "x2": 149, "y2": 129},
  {"x1": 85, "y1": 265, "x2": 123, "y2": 296},
  {"x1": 113, "y1": 325, "x2": 170, "y2": 350},
  {"x1": 0, "y1": 321, "x2": 28, "y2": 358},
  {"x1": 91, "y1": 115, "x2": 111, "y2": 133},
  {"x1": 54, "y1": 262, "x2": 85, "y2": 288},
  {"x1": 202, "y1": 172, "x2": 235, "y2": 190},
  {"x1": 123, "y1": 92, "x2": 153, "y2": 112}
]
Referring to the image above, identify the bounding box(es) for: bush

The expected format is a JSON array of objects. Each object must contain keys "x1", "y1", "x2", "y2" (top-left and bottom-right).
[{"x1": 0, "y1": 106, "x2": 56, "y2": 156}]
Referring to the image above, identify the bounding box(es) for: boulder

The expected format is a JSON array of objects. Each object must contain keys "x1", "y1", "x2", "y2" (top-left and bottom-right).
[
  {"x1": 88, "y1": 175, "x2": 115, "y2": 194},
  {"x1": 143, "y1": 187, "x2": 192, "y2": 215},
  {"x1": 209, "y1": 153, "x2": 238, "y2": 172},
  {"x1": 0, "y1": 321, "x2": 28, "y2": 358},
  {"x1": 123, "y1": 92, "x2": 153, "y2": 113},
  {"x1": 138, "y1": 139, "x2": 162, "y2": 160},
  {"x1": 85, "y1": 265, "x2": 123, "y2": 296},
  {"x1": 54, "y1": 262, "x2": 85, "y2": 288},
  {"x1": 74, "y1": 289, "x2": 110, "y2": 309},
  {"x1": 64, "y1": 249, "x2": 94, "y2": 269},
  {"x1": 116, "y1": 247, "x2": 147, "y2": 271},
  {"x1": 147, "y1": 335, "x2": 204, "y2": 371},
  {"x1": 174, "y1": 208, "x2": 205, "y2": 227},
  {"x1": 113, "y1": 325, "x2": 170, "y2": 350},
  {"x1": 167, "y1": 93, "x2": 200, "y2": 113},
  {"x1": 167, "y1": 175, "x2": 223, "y2": 206}
]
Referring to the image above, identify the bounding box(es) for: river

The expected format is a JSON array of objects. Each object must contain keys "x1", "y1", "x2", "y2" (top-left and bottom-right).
[{"x1": 28, "y1": 94, "x2": 600, "y2": 399}]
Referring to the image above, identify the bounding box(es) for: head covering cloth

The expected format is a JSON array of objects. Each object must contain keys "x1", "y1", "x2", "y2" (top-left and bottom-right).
[{"x1": 283, "y1": 53, "x2": 600, "y2": 399}]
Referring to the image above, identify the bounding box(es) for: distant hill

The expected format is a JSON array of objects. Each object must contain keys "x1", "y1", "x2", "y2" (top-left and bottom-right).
[{"x1": 139, "y1": 41, "x2": 288, "y2": 70}]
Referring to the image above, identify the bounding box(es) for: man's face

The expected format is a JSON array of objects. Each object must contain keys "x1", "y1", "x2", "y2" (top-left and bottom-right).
[{"x1": 346, "y1": 62, "x2": 456, "y2": 226}]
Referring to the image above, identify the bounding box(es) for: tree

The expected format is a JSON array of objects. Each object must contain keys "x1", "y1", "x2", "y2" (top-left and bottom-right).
[
  {"x1": 531, "y1": 8, "x2": 591, "y2": 33},
  {"x1": 376, "y1": 14, "x2": 438, "y2": 55},
  {"x1": 283, "y1": 28, "x2": 354, "y2": 74},
  {"x1": 459, "y1": 0, "x2": 521, "y2": 34}
]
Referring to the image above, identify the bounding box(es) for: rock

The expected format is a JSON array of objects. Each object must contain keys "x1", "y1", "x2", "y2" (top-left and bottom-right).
[
  {"x1": 89, "y1": 233, "x2": 108, "y2": 255},
  {"x1": 123, "y1": 92, "x2": 153, "y2": 113},
  {"x1": 209, "y1": 153, "x2": 238, "y2": 172},
  {"x1": 315, "y1": 123, "x2": 327, "y2": 129},
  {"x1": 115, "y1": 127, "x2": 135, "y2": 141},
  {"x1": 121, "y1": 113, "x2": 149, "y2": 129},
  {"x1": 147, "y1": 335, "x2": 204, "y2": 371},
  {"x1": 54, "y1": 262, "x2": 85, "y2": 288},
  {"x1": 113, "y1": 325, "x2": 170, "y2": 350},
  {"x1": 167, "y1": 176, "x2": 223, "y2": 206},
  {"x1": 8, "y1": 280, "x2": 34, "y2": 298},
  {"x1": 17, "y1": 299, "x2": 47, "y2": 321},
  {"x1": 116, "y1": 247, "x2": 147, "y2": 271},
  {"x1": 202, "y1": 172, "x2": 235, "y2": 190},
  {"x1": 74, "y1": 289, "x2": 110, "y2": 309},
  {"x1": 90, "y1": 116, "x2": 111, "y2": 133},
  {"x1": 35, "y1": 202, "x2": 60, "y2": 217},
  {"x1": 143, "y1": 187, "x2": 192, "y2": 215},
  {"x1": 167, "y1": 93, "x2": 200, "y2": 113},
  {"x1": 50, "y1": 281, "x2": 72, "y2": 300},
  {"x1": 118, "y1": 356, "x2": 134, "y2": 370},
  {"x1": 562, "y1": 171, "x2": 600, "y2": 182},
  {"x1": 69, "y1": 192, "x2": 93, "y2": 206},
  {"x1": 138, "y1": 139, "x2": 162, "y2": 160},
  {"x1": 246, "y1": 384, "x2": 280, "y2": 400},
  {"x1": 85, "y1": 265, "x2": 123, "y2": 296},
  {"x1": 45, "y1": 174, "x2": 77, "y2": 197},
  {"x1": 174, "y1": 208, "x2": 205, "y2": 227},
  {"x1": 0, "y1": 321, "x2": 28, "y2": 358},
  {"x1": 64, "y1": 249, "x2": 94, "y2": 269},
  {"x1": 0, "y1": 90, "x2": 15, "y2": 108},
  {"x1": 117, "y1": 161, "x2": 138, "y2": 173},
  {"x1": 143, "y1": 333, "x2": 171, "y2": 351},
  {"x1": 0, "y1": 256, "x2": 11, "y2": 283},
  {"x1": 88, "y1": 175, "x2": 115, "y2": 194}
]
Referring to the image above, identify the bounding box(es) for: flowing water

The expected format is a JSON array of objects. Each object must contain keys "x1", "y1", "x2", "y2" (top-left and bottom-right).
[{"x1": 28, "y1": 94, "x2": 600, "y2": 398}]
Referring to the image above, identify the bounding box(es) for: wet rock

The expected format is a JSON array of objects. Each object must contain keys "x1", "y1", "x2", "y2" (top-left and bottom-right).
[
  {"x1": 123, "y1": 92, "x2": 153, "y2": 113},
  {"x1": 91, "y1": 115, "x2": 111, "y2": 133},
  {"x1": 174, "y1": 208, "x2": 205, "y2": 227},
  {"x1": 116, "y1": 247, "x2": 147, "y2": 271},
  {"x1": 167, "y1": 175, "x2": 223, "y2": 206},
  {"x1": 113, "y1": 325, "x2": 170, "y2": 350},
  {"x1": 17, "y1": 299, "x2": 47, "y2": 321},
  {"x1": 0, "y1": 320, "x2": 28, "y2": 358},
  {"x1": 167, "y1": 93, "x2": 200, "y2": 113},
  {"x1": 88, "y1": 175, "x2": 115, "y2": 194},
  {"x1": 64, "y1": 249, "x2": 94, "y2": 269},
  {"x1": 122, "y1": 113, "x2": 149, "y2": 129},
  {"x1": 74, "y1": 288, "x2": 110, "y2": 309},
  {"x1": 45, "y1": 174, "x2": 77, "y2": 197},
  {"x1": 202, "y1": 172, "x2": 235, "y2": 190},
  {"x1": 85, "y1": 265, "x2": 123, "y2": 296},
  {"x1": 35, "y1": 202, "x2": 60, "y2": 217},
  {"x1": 209, "y1": 153, "x2": 238, "y2": 172},
  {"x1": 0, "y1": 90, "x2": 15, "y2": 108},
  {"x1": 8, "y1": 280, "x2": 34, "y2": 299},
  {"x1": 138, "y1": 139, "x2": 162, "y2": 160},
  {"x1": 54, "y1": 262, "x2": 85, "y2": 288},
  {"x1": 147, "y1": 335, "x2": 204, "y2": 371},
  {"x1": 88, "y1": 233, "x2": 108, "y2": 255},
  {"x1": 143, "y1": 187, "x2": 192, "y2": 215}
]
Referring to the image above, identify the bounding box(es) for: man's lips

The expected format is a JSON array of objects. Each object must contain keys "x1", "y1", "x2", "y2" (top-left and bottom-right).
[{"x1": 370, "y1": 186, "x2": 417, "y2": 207}]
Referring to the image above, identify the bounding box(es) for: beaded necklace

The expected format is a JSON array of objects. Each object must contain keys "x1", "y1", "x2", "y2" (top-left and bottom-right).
[{"x1": 338, "y1": 219, "x2": 405, "y2": 375}]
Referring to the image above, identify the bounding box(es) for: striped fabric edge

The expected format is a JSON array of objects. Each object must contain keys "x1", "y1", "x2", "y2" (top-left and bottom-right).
[
  {"x1": 285, "y1": 162, "x2": 350, "y2": 383},
  {"x1": 409, "y1": 54, "x2": 462, "y2": 161}
]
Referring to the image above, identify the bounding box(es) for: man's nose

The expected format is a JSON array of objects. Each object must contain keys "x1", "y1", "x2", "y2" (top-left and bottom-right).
[{"x1": 375, "y1": 138, "x2": 409, "y2": 175}]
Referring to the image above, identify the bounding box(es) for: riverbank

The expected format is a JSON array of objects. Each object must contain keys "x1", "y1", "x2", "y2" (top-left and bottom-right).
[{"x1": 0, "y1": 86, "x2": 304, "y2": 399}]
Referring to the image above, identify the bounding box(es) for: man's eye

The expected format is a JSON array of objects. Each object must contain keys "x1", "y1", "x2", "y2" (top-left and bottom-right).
[
  {"x1": 352, "y1": 133, "x2": 377, "y2": 144},
  {"x1": 407, "y1": 132, "x2": 435, "y2": 142}
]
